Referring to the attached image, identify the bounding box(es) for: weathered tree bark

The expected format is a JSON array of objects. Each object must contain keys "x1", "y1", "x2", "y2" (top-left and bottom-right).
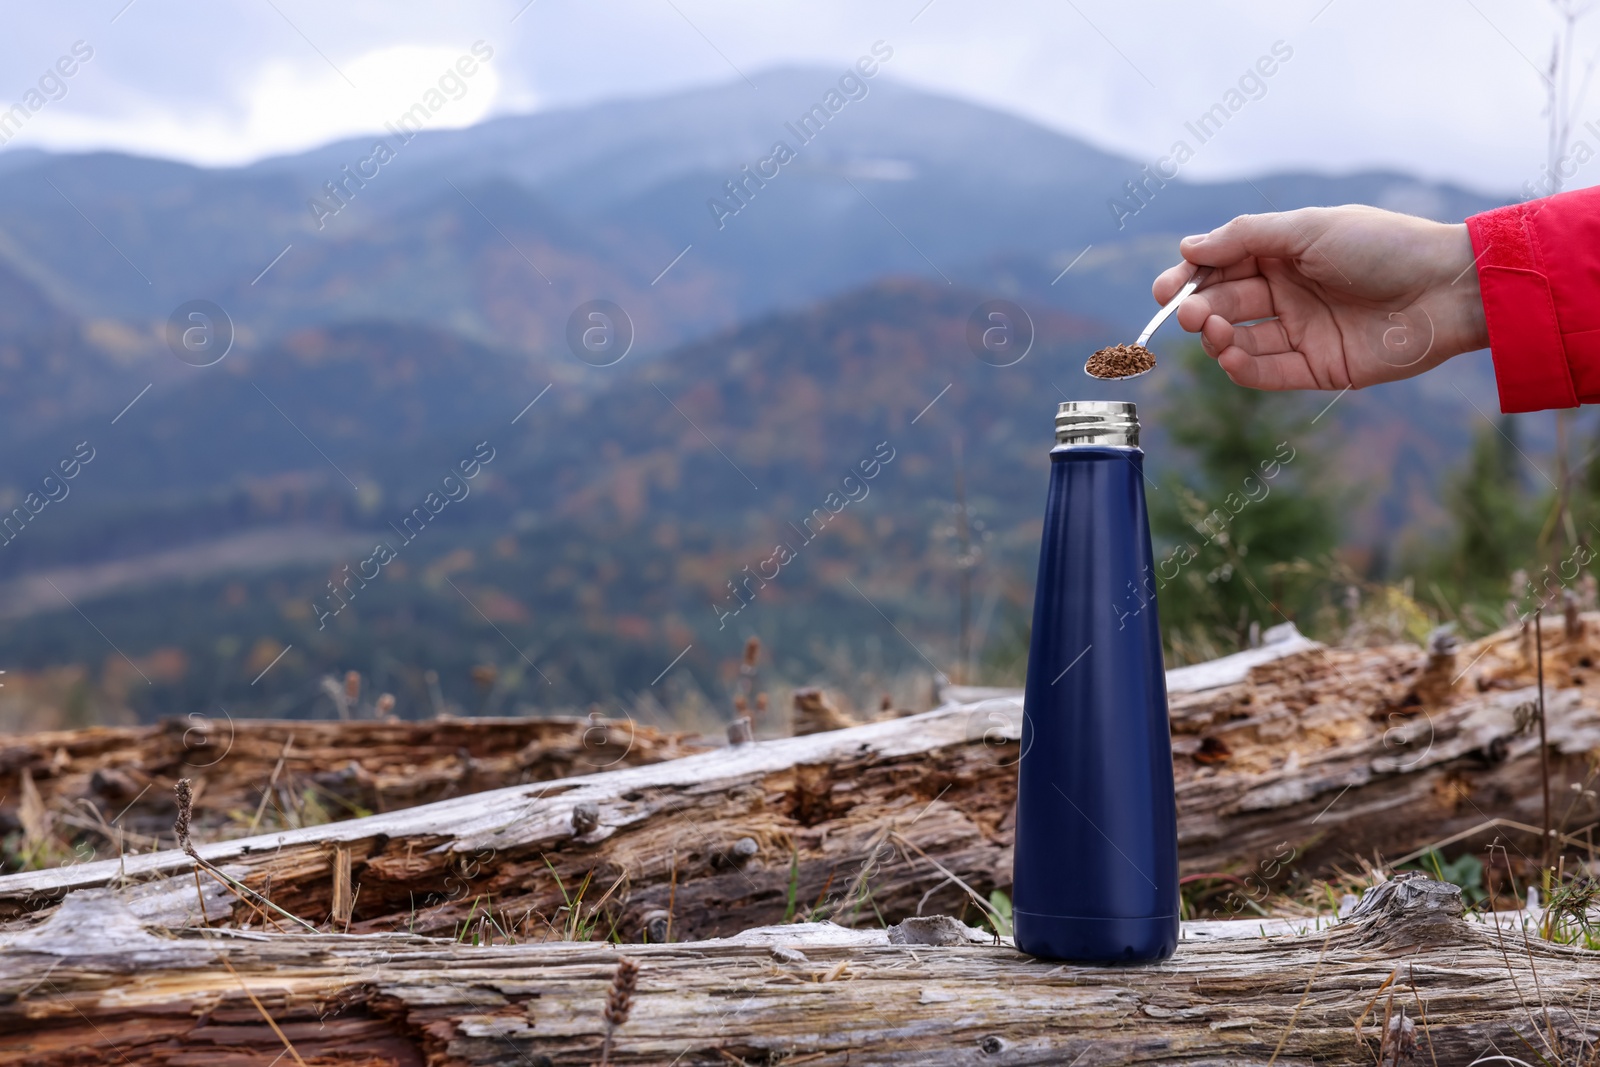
[
  {"x1": 2, "y1": 620, "x2": 1597, "y2": 943},
  {"x1": 2, "y1": 877, "x2": 1594, "y2": 1065},
  {"x1": 0, "y1": 715, "x2": 707, "y2": 846}
]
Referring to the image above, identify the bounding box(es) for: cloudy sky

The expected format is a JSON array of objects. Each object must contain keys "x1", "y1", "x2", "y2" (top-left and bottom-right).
[{"x1": 1, "y1": 0, "x2": 1594, "y2": 196}]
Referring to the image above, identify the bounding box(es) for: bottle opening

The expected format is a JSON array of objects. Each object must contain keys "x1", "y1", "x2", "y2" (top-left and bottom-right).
[{"x1": 1055, "y1": 400, "x2": 1139, "y2": 448}]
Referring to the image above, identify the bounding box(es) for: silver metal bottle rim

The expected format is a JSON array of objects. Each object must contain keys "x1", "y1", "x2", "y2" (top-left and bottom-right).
[{"x1": 1055, "y1": 400, "x2": 1139, "y2": 448}]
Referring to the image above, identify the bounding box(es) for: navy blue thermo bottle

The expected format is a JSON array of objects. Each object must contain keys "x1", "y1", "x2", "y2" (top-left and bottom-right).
[{"x1": 1012, "y1": 400, "x2": 1179, "y2": 962}]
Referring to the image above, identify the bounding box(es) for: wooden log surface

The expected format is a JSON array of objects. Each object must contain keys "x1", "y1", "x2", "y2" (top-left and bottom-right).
[
  {"x1": 0, "y1": 715, "x2": 708, "y2": 847},
  {"x1": 0, "y1": 630, "x2": 1324, "y2": 940},
  {"x1": 2, "y1": 876, "x2": 1595, "y2": 1065},
  {"x1": 2, "y1": 618, "x2": 1598, "y2": 944}
]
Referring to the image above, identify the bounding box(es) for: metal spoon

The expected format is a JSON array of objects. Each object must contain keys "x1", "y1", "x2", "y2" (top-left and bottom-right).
[{"x1": 1084, "y1": 265, "x2": 1214, "y2": 381}]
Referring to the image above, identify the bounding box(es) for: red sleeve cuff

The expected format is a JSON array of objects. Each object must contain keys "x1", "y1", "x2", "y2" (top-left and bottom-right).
[{"x1": 1466, "y1": 186, "x2": 1600, "y2": 413}]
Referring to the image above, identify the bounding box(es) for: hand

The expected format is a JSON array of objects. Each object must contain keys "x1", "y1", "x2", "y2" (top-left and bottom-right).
[{"x1": 1153, "y1": 205, "x2": 1489, "y2": 391}]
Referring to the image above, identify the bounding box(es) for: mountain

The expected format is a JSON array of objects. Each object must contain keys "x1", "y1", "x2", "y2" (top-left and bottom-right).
[
  {"x1": 0, "y1": 266, "x2": 1513, "y2": 724},
  {"x1": 0, "y1": 260, "x2": 146, "y2": 441},
  {"x1": 0, "y1": 278, "x2": 1103, "y2": 719},
  {"x1": 0, "y1": 68, "x2": 1540, "y2": 723},
  {"x1": 0, "y1": 69, "x2": 1508, "y2": 359}
]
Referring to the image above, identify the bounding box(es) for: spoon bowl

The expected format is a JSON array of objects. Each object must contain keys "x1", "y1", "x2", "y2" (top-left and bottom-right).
[{"x1": 1083, "y1": 265, "x2": 1213, "y2": 381}]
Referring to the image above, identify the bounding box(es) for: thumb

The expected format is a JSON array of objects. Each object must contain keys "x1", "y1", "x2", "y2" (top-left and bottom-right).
[{"x1": 1180, "y1": 209, "x2": 1322, "y2": 267}]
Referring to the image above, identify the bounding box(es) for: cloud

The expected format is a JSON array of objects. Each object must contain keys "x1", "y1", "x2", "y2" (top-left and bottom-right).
[{"x1": 6, "y1": 43, "x2": 504, "y2": 166}]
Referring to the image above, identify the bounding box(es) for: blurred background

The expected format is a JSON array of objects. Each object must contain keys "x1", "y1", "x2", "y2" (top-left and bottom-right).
[{"x1": 0, "y1": 0, "x2": 1594, "y2": 735}]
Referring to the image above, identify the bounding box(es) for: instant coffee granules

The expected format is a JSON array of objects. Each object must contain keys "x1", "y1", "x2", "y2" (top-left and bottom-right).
[{"x1": 1084, "y1": 343, "x2": 1156, "y2": 379}]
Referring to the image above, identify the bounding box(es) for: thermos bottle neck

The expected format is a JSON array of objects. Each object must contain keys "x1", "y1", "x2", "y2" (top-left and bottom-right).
[{"x1": 1055, "y1": 399, "x2": 1139, "y2": 448}]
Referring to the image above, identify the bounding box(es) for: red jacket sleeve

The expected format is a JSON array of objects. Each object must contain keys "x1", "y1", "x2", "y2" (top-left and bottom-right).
[{"x1": 1466, "y1": 185, "x2": 1600, "y2": 413}]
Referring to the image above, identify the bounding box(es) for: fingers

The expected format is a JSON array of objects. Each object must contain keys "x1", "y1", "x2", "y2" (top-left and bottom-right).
[
  {"x1": 1199, "y1": 316, "x2": 1347, "y2": 391},
  {"x1": 1152, "y1": 257, "x2": 1264, "y2": 303},
  {"x1": 1155, "y1": 209, "x2": 1328, "y2": 303},
  {"x1": 1158, "y1": 206, "x2": 1331, "y2": 303},
  {"x1": 1201, "y1": 316, "x2": 1292, "y2": 357},
  {"x1": 1182, "y1": 209, "x2": 1326, "y2": 267},
  {"x1": 1176, "y1": 277, "x2": 1274, "y2": 332},
  {"x1": 1152, "y1": 261, "x2": 1199, "y2": 304},
  {"x1": 1193, "y1": 312, "x2": 1319, "y2": 389},
  {"x1": 1215, "y1": 349, "x2": 1325, "y2": 391}
]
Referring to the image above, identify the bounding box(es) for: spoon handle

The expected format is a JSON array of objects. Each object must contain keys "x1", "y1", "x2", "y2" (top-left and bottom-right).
[{"x1": 1136, "y1": 265, "x2": 1212, "y2": 348}]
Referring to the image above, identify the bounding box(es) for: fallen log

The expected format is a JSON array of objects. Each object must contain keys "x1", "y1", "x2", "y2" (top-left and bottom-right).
[
  {"x1": 2, "y1": 619, "x2": 1598, "y2": 942},
  {"x1": 0, "y1": 715, "x2": 708, "y2": 850},
  {"x1": 1, "y1": 876, "x2": 1594, "y2": 1065}
]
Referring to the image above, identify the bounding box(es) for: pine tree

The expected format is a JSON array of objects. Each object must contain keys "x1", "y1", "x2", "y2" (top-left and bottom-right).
[
  {"x1": 1150, "y1": 347, "x2": 1340, "y2": 659},
  {"x1": 1440, "y1": 416, "x2": 1533, "y2": 603}
]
